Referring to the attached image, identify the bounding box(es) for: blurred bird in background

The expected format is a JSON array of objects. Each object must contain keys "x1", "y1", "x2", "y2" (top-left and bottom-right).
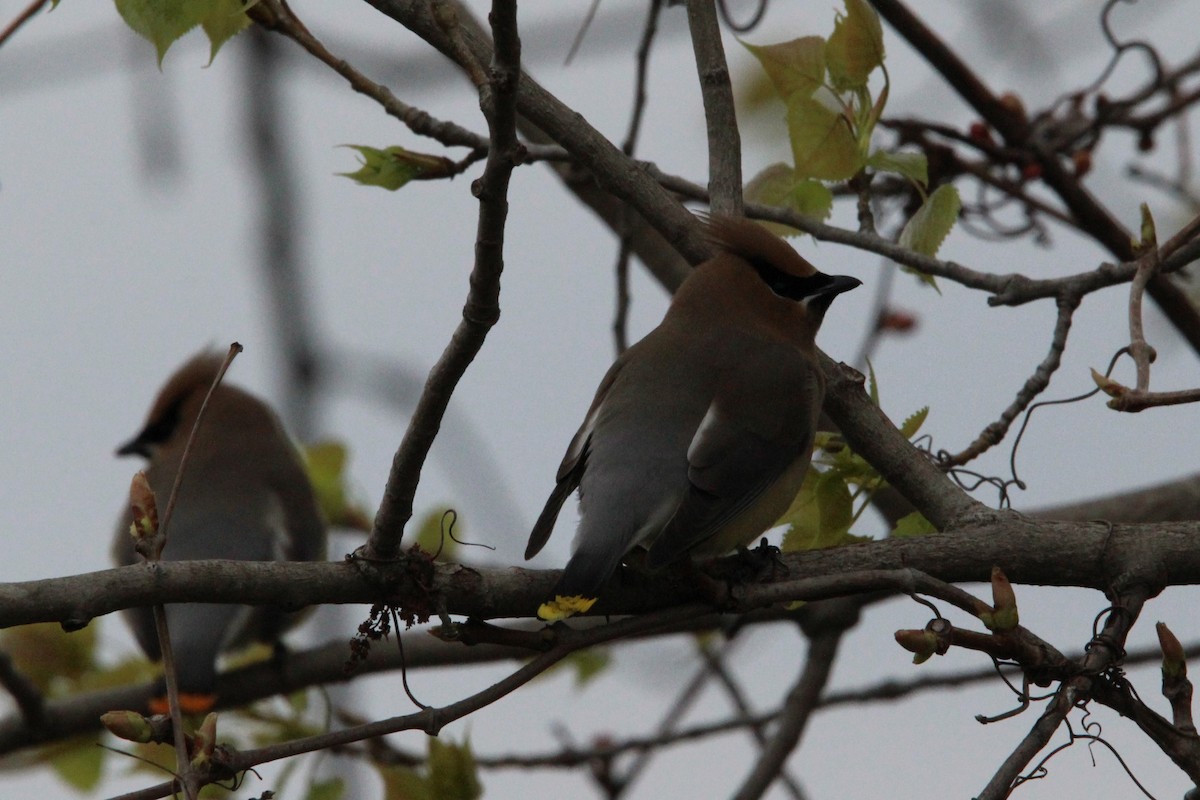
[{"x1": 113, "y1": 352, "x2": 327, "y2": 713}]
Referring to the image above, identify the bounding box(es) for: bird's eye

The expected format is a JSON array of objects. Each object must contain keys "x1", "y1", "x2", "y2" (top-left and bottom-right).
[
  {"x1": 136, "y1": 397, "x2": 185, "y2": 446},
  {"x1": 749, "y1": 257, "x2": 831, "y2": 302}
]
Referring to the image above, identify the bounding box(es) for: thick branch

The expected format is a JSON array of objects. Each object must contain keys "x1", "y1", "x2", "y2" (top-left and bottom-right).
[{"x1": 8, "y1": 519, "x2": 1200, "y2": 631}]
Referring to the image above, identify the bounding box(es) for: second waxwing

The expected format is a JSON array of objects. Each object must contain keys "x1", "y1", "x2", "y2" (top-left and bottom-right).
[
  {"x1": 112, "y1": 353, "x2": 326, "y2": 713},
  {"x1": 525, "y1": 215, "x2": 860, "y2": 620}
]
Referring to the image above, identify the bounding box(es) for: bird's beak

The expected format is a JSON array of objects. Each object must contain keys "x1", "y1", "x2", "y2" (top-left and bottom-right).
[
  {"x1": 815, "y1": 275, "x2": 862, "y2": 297},
  {"x1": 115, "y1": 436, "x2": 149, "y2": 458}
]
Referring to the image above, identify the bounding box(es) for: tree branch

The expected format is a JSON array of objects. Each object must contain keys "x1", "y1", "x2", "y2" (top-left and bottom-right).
[
  {"x1": 366, "y1": 0, "x2": 521, "y2": 559},
  {"x1": 686, "y1": 0, "x2": 742, "y2": 215}
]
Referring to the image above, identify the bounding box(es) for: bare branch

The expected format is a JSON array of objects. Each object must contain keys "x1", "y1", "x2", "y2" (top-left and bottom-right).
[
  {"x1": 732, "y1": 628, "x2": 842, "y2": 800},
  {"x1": 367, "y1": 0, "x2": 521, "y2": 559},
  {"x1": 0, "y1": 0, "x2": 49, "y2": 51},
  {"x1": 686, "y1": 0, "x2": 743, "y2": 215},
  {"x1": 941, "y1": 295, "x2": 1079, "y2": 467}
]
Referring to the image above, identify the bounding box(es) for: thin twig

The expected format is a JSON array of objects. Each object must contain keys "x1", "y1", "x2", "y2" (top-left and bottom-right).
[
  {"x1": 144, "y1": 342, "x2": 242, "y2": 800},
  {"x1": 700, "y1": 639, "x2": 808, "y2": 800},
  {"x1": 611, "y1": 0, "x2": 664, "y2": 357},
  {"x1": 0, "y1": 0, "x2": 48, "y2": 51},
  {"x1": 122, "y1": 605, "x2": 711, "y2": 799},
  {"x1": 249, "y1": 0, "x2": 560, "y2": 163},
  {"x1": 153, "y1": 344, "x2": 243, "y2": 557},
  {"x1": 940, "y1": 294, "x2": 1079, "y2": 467},
  {"x1": 149, "y1": 606, "x2": 193, "y2": 799},
  {"x1": 686, "y1": 0, "x2": 743, "y2": 215},
  {"x1": 615, "y1": 635, "x2": 737, "y2": 793},
  {"x1": 731, "y1": 630, "x2": 842, "y2": 800},
  {"x1": 976, "y1": 680, "x2": 1080, "y2": 800}
]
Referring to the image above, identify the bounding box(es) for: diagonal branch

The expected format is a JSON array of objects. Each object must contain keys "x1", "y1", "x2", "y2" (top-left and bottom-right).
[
  {"x1": 366, "y1": 0, "x2": 522, "y2": 559},
  {"x1": 731, "y1": 627, "x2": 843, "y2": 800},
  {"x1": 941, "y1": 294, "x2": 1080, "y2": 467}
]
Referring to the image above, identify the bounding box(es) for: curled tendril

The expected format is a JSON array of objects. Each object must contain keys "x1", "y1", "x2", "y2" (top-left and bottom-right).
[
  {"x1": 430, "y1": 508, "x2": 495, "y2": 561},
  {"x1": 716, "y1": 0, "x2": 768, "y2": 33}
]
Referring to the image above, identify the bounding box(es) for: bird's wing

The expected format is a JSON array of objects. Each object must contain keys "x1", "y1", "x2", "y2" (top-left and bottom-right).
[
  {"x1": 646, "y1": 339, "x2": 822, "y2": 566},
  {"x1": 524, "y1": 356, "x2": 628, "y2": 560}
]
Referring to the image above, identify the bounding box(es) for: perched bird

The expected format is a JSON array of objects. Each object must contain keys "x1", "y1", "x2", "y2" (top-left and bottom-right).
[
  {"x1": 113, "y1": 353, "x2": 326, "y2": 713},
  {"x1": 526, "y1": 215, "x2": 860, "y2": 620}
]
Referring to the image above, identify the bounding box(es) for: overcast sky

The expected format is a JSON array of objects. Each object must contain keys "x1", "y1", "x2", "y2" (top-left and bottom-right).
[{"x1": 3, "y1": 1, "x2": 1199, "y2": 797}]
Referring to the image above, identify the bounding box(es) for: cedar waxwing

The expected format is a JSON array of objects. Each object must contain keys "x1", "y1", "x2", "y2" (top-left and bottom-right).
[
  {"x1": 112, "y1": 353, "x2": 326, "y2": 713},
  {"x1": 525, "y1": 215, "x2": 860, "y2": 620}
]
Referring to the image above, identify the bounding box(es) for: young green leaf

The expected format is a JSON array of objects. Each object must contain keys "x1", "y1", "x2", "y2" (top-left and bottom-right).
[
  {"x1": 379, "y1": 764, "x2": 431, "y2": 800},
  {"x1": 890, "y1": 511, "x2": 937, "y2": 538},
  {"x1": 115, "y1": 0, "x2": 207, "y2": 66},
  {"x1": 305, "y1": 777, "x2": 347, "y2": 800},
  {"x1": 899, "y1": 184, "x2": 961, "y2": 257},
  {"x1": 825, "y1": 0, "x2": 885, "y2": 91},
  {"x1": 49, "y1": 738, "x2": 105, "y2": 792},
  {"x1": 780, "y1": 469, "x2": 855, "y2": 551},
  {"x1": 302, "y1": 440, "x2": 372, "y2": 531},
  {"x1": 200, "y1": 0, "x2": 251, "y2": 65},
  {"x1": 339, "y1": 145, "x2": 456, "y2": 191},
  {"x1": 865, "y1": 358, "x2": 880, "y2": 406},
  {"x1": 898, "y1": 406, "x2": 929, "y2": 439},
  {"x1": 564, "y1": 648, "x2": 611, "y2": 688},
  {"x1": 742, "y1": 37, "x2": 826, "y2": 103},
  {"x1": 428, "y1": 738, "x2": 483, "y2": 800},
  {"x1": 867, "y1": 149, "x2": 928, "y2": 188},
  {"x1": 787, "y1": 94, "x2": 864, "y2": 181},
  {"x1": 115, "y1": 0, "x2": 249, "y2": 67},
  {"x1": 744, "y1": 163, "x2": 834, "y2": 235}
]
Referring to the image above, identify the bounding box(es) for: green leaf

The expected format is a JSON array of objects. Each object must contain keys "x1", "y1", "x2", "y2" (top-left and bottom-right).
[
  {"x1": 867, "y1": 149, "x2": 927, "y2": 187},
  {"x1": 302, "y1": 440, "x2": 371, "y2": 530},
  {"x1": 780, "y1": 469, "x2": 854, "y2": 551},
  {"x1": 199, "y1": 0, "x2": 251, "y2": 65},
  {"x1": 865, "y1": 358, "x2": 880, "y2": 406},
  {"x1": 338, "y1": 145, "x2": 456, "y2": 191},
  {"x1": 787, "y1": 94, "x2": 864, "y2": 181},
  {"x1": 898, "y1": 406, "x2": 929, "y2": 439},
  {"x1": 825, "y1": 0, "x2": 885, "y2": 91},
  {"x1": 789, "y1": 180, "x2": 835, "y2": 221},
  {"x1": 428, "y1": 738, "x2": 483, "y2": 800},
  {"x1": 899, "y1": 184, "x2": 960, "y2": 257},
  {"x1": 890, "y1": 511, "x2": 937, "y2": 538},
  {"x1": 379, "y1": 764, "x2": 431, "y2": 800},
  {"x1": 114, "y1": 0, "x2": 249, "y2": 66},
  {"x1": 744, "y1": 164, "x2": 833, "y2": 235},
  {"x1": 1, "y1": 622, "x2": 95, "y2": 694},
  {"x1": 114, "y1": 0, "x2": 206, "y2": 66},
  {"x1": 742, "y1": 37, "x2": 826, "y2": 103},
  {"x1": 50, "y1": 737, "x2": 104, "y2": 791},
  {"x1": 564, "y1": 648, "x2": 611, "y2": 687},
  {"x1": 305, "y1": 777, "x2": 346, "y2": 800}
]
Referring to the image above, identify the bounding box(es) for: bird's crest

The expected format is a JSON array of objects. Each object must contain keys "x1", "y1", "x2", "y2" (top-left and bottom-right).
[{"x1": 702, "y1": 214, "x2": 818, "y2": 278}]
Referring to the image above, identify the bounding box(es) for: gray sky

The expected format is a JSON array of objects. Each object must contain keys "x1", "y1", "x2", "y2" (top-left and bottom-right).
[{"x1": 2, "y1": 1, "x2": 1199, "y2": 797}]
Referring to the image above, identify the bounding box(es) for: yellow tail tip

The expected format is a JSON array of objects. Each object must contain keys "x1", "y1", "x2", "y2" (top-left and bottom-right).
[{"x1": 537, "y1": 595, "x2": 598, "y2": 621}]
